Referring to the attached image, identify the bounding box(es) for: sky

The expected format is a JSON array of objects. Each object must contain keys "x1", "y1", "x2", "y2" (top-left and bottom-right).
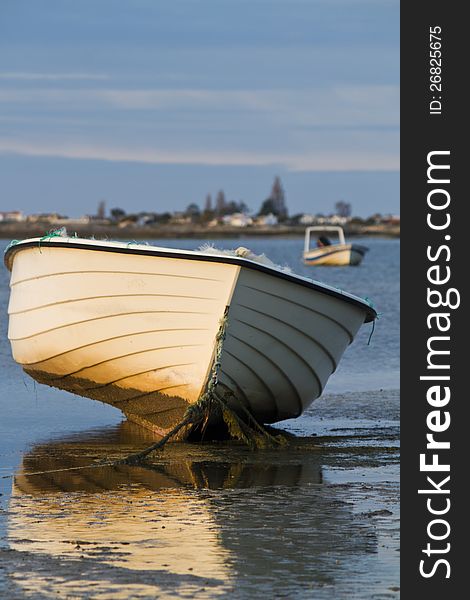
[{"x1": 0, "y1": 0, "x2": 399, "y2": 218}]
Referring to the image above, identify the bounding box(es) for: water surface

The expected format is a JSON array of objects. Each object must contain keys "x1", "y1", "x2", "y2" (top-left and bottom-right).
[{"x1": 0, "y1": 236, "x2": 399, "y2": 599}]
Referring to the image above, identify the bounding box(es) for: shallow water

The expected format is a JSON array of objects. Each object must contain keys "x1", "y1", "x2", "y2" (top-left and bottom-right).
[{"x1": 0, "y1": 236, "x2": 399, "y2": 598}]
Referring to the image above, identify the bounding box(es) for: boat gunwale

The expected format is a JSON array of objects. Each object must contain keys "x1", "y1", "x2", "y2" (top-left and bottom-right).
[{"x1": 4, "y1": 238, "x2": 377, "y2": 322}]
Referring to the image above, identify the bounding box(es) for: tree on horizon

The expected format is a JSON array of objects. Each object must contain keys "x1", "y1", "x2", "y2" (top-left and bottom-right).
[
  {"x1": 204, "y1": 193, "x2": 212, "y2": 213},
  {"x1": 215, "y1": 189, "x2": 226, "y2": 215},
  {"x1": 185, "y1": 202, "x2": 201, "y2": 222},
  {"x1": 258, "y1": 175, "x2": 288, "y2": 220},
  {"x1": 110, "y1": 207, "x2": 126, "y2": 221},
  {"x1": 335, "y1": 200, "x2": 352, "y2": 218},
  {"x1": 97, "y1": 199, "x2": 106, "y2": 219}
]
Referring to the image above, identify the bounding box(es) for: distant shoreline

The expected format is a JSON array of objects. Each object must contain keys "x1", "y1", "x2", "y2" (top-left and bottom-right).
[{"x1": 0, "y1": 222, "x2": 399, "y2": 240}]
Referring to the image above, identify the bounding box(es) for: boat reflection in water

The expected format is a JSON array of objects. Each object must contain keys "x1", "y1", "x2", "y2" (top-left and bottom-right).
[{"x1": 7, "y1": 423, "x2": 378, "y2": 598}]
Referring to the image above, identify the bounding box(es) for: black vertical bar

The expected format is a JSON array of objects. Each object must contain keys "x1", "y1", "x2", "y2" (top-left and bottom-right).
[{"x1": 401, "y1": 4, "x2": 466, "y2": 597}]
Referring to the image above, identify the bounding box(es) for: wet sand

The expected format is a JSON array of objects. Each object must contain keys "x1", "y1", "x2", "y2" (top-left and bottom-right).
[{"x1": 0, "y1": 389, "x2": 399, "y2": 599}]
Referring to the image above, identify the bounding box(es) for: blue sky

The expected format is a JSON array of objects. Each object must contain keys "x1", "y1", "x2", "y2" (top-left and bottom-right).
[{"x1": 0, "y1": 0, "x2": 399, "y2": 218}]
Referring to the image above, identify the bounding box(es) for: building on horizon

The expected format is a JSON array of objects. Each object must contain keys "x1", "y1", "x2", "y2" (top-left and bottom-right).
[{"x1": 0, "y1": 211, "x2": 25, "y2": 222}]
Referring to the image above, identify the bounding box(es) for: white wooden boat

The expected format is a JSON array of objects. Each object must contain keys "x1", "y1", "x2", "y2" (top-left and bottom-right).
[
  {"x1": 4, "y1": 235, "x2": 376, "y2": 437},
  {"x1": 303, "y1": 226, "x2": 368, "y2": 266}
]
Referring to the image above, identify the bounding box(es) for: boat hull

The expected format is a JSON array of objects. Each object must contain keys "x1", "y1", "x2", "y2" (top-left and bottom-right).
[
  {"x1": 6, "y1": 238, "x2": 375, "y2": 436},
  {"x1": 303, "y1": 243, "x2": 368, "y2": 266}
]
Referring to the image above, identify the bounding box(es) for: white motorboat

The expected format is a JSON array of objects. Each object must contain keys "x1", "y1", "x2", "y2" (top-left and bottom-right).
[
  {"x1": 303, "y1": 226, "x2": 368, "y2": 266},
  {"x1": 4, "y1": 235, "x2": 376, "y2": 437}
]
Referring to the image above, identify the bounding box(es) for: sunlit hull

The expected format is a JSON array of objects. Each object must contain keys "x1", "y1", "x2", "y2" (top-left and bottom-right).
[{"x1": 303, "y1": 243, "x2": 368, "y2": 266}]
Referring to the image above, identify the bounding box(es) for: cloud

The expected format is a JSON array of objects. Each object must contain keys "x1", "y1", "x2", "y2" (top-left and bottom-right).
[
  {"x1": 0, "y1": 85, "x2": 398, "y2": 130},
  {"x1": 0, "y1": 72, "x2": 110, "y2": 81},
  {"x1": 0, "y1": 84, "x2": 398, "y2": 170},
  {"x1": 0, "y1": 138, "x2": 398, "y2": 171}
]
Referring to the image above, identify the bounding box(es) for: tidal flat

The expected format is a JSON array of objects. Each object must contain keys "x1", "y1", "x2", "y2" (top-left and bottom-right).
[{"x1": 0, "y1": 389, "x2": 399, "y2": 599}]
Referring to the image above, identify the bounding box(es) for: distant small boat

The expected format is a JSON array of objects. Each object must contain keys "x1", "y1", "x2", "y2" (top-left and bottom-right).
[
  {"x1": 303, "y1": 226, "x2": 368, "y2": 266},
  {"x1": 4, "y1": 235, "x2": 376, "y2": 438}
]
